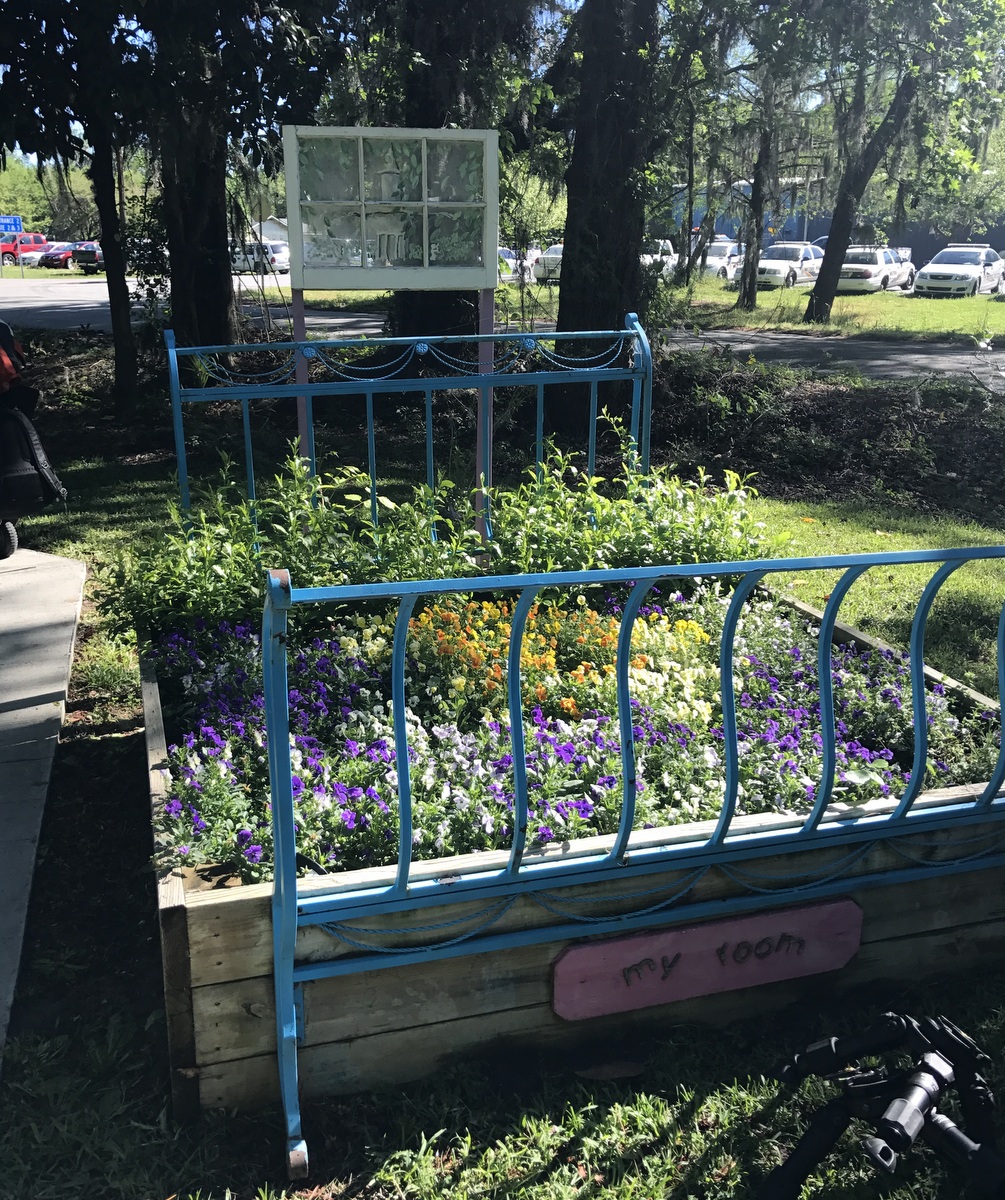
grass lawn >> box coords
[751,496,1005,698]
[243,279,563,328]
[5,334,1005,1198]
[678,275,1005,342]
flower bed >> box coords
[150,586,999,887]
[127,446,1005,1117]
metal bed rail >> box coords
[164,315,654,536]
[262,546,1005,1174]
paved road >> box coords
[0,274,383,337]
[0,274,989,378]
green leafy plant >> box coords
[101,438,764,642]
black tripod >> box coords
[756,1012,1005,1198]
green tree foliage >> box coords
[125,2,347,349]
[803,0,1005,323]
[555,0,749,331]
[1,0,145,412]
[0,157,50,231]
[726,6,819,311]
[499,153,566,253]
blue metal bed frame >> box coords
[164,315,654,529]
[263,548,1005,1177]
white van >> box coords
[232,241,291,275]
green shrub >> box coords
[100,438,765,640]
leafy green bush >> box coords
[100,439,764,639]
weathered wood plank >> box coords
[194,909,1005,1110]
[143,657,200,1120]
[187,864,1005,1066]
[183,808,1005,989]
[191,943,554,1066]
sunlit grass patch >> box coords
[751,494,1005,697]
[683,275,1005,342]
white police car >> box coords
[703,237,745,281]
[914,244,1004,297]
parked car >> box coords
[19,246,49,268]
[0,233,49,265]
[914,244,1004,297]
[71,241,104,274]
[232,240,291,274]
[703,237,745,281]
[640,239,678,276]
[38,242,81,269]
[498,246,533,285]
[837,245,915,293]
[533,243,563,283]
[756,241,823,288]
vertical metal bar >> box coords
[479,385,494,542]
[587,380,598,479]
[535,382,545,482]
[608,579,657,863]
[893,561,965,818]
[164,330,192,511]
[505,587,540,874]
[626,313,654,473]
[709,569,768,845]
[391,594,420,894]
[304,396,317,483]
[292,290,311,467]
[978,596,1005,807]
[425,388,435,492]
[425,389,436,543]
[475,289,495,542]
[262,570,307,1172]
[801,565,871,833]
[242,398,256,508]
[629,371,641,468]
[366,391,378,530]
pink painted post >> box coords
[552,899,863,1021]
[475,287,494,537]
[292,287,310,461]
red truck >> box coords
[0,233,49,265]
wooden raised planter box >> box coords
[142,616,1005,1119]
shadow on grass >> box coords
[5,711,1005,1198]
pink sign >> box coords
[552,899,863,1021]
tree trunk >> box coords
[160,117,237,348]
[387,292,480,338]
[557,0,658,334]
[804,71,919,323]
[385,0,518,339]
[680,99,696,284]
[736,115,773,311]
[88,130,137,418]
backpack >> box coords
[0,320,26,392]
[0,398,67,519]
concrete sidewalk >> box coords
[0,549,85,1073]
